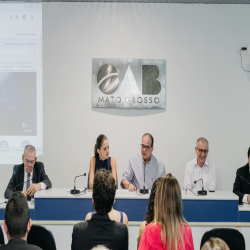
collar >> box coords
[141,154,154,165]
[91,213,111,221]
[195,158,209,168]
[8,239,27,245]
[25,170,33,177]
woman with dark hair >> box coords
[88,134,117,189]
[137,178,162,249]
[139,173,194,250]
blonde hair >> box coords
[201,238,230,250]
[91,245,109,250]
[154,173,189,250]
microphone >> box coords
[237,173,250,185]
[0,201,7,205]
[12,177,35,192]
[194,178,207,195]
[140,159,149,194]
[70,173,86,194]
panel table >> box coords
[34,189,239,222]
[239,204,250,222]
[0,199,35,220]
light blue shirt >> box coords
[121,154,166,190]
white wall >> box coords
[1,3,250,197]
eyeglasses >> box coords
[141,144,151,151]
[196,147,209,154]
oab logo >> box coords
[92,58,166,109]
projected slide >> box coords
[0,4,43,164]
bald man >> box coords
[183,137,216,192]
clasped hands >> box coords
[22,183,41,197]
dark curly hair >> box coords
[93,169,116,215]
[145,177,162,225]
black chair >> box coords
[0,225,4,245]
[27,225,56,250]
[200,228,245,250]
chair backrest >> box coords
[200,228,245,250]
[27,225,56,250]
[0,225,5,245]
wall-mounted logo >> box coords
[92,58,166,109]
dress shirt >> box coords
[121,154,166,190]
[183,158,216,192]
[23,171,47,191]
[242,168,250,203]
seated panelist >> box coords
[233,147,250,204]
[4,145,52,199]
[121,133,166,191]
[183,137,216,192]
[88,134,117,189]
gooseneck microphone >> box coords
[0,201,7,205]
[194,178,207,195]
[70,173,86,194]
[12,177,35,192]
[140,159,149,194]
[237,173,250,185]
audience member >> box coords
[71,169,128,250]
[137,177,161,249]
[88,135,117,189]
[139,173,194,250]
[1,192,42,250]
[4,145,52,199]
[201,237,230,250]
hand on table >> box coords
[128,183,136,192]
[27,183,41,197]
[247,194,250,204]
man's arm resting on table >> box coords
[121,179,136,191]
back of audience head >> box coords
[154,173,188,250]
[93,169,116,215]
[4,192,31,240]
[145,177,161,225]
[201,237,230,250]
[91,245,109,250]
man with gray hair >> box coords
[4,145,52,199]
[183,137,216,192]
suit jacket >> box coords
[4,162,52,199]
[0,239,42,250]
[233,163,250,204]
[71,213,128,250]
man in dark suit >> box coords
[71,169,128,250]
[233,147,250,204]
[4,145,51,199]
[0,192,42,250]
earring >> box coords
[99,154,101,160]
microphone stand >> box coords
[140,159,149,194]
[194,178,207,195]
[70,173,86,194]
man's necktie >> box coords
[26,173,31,190]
